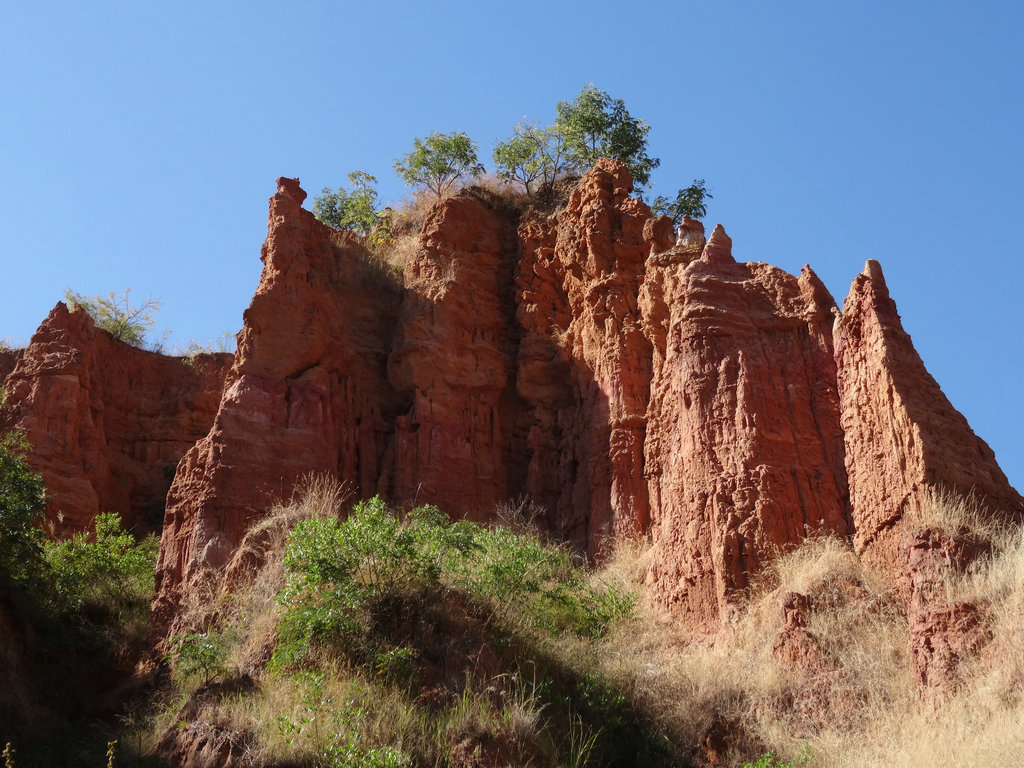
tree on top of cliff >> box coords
[493,120,573,197]
[394,131,485,198]
[63,288,162,349]
[653,179,714,222]
[312,170,381,235]
[555,83,660,188]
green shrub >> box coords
[277,673,413,768]
[0,431,46,586]
[742,747,811,768]
[63,287,162,349]
[457,525,635,638]
[44,512,159,621]
[274,497,635,668]
[273,497,477,668]
[167,631,232,686]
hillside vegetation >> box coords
[3,472,1021,767]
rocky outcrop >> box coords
[7,162,1015,643]
[516,159,653,550]
[387,189,523,519]
[835,260,1024,574]
[147,165,1020,637]
[0,304,230,532]
[900,526,994,702]
[640,227,850,628]
[153,178,403,629]
[0,346,22,383]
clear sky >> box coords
[2,1,1022,491]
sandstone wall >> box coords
[7,164,1017,640]
[835,260,1023,574]
[153,178,403,626]
[0,304,231,532]
[641,226,850,628]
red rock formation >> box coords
[0,346,22,384]
[835,260,1024,573]
[153,178,403,629]
[641,226,850,629]
[133,165,1020,639]
[387,189,523,518]
[515,159,653,550]
[900,526,994,701]
[0,303,230,532]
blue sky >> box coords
[2,1,1022,491]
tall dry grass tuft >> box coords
[904,485,1014,549]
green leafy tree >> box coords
[493,121,571,196]
[652,179,713,222]
[393,131,485,198]
[44,512,159,617]
[63,287,161,348]
[167,631,232,685]
[0,431,46,584]
[312,170,381,235]
[555,83,660,188]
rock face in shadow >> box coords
[835,260,1024,575]
[640,227,850,629]
[515,159,653,551]
[0,304,230,532]
[0,346,22,383]
[387,189,522,519]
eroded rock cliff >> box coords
[153,178,403,627]
[641,226,851,629]
[835,260,1023,575]
[1,304,230,532]
[5,162,1019,647]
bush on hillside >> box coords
[0,430,46,586]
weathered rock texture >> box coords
[154,178,403,627]
[146,166,1020,634]
[6,162,1018,643]
[515,160,653,550]
[388,188,522,519]
[899,525,994,702]
[0,304,231,532]
[0,346,22,383]
[640,227,850,628]
[835,260,1024,574]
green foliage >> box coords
[43,512,159,620]
[493,120,571,196]
[652,179,713,222]
[167,631,232,686]
[742,747,812,768]
[393,131,485,198]
[0,431,46,585]
[63,287,161,348]
[277,673,413,768]
[456,525,634,638]
[274,497,478,668]
[555,83,660,188]
[313,170,382,235]
[274,496,631,669]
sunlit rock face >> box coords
[1,302,230,533]
[5,165,1010,641]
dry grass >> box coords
[584,499,1024,767]
[904,485,1015,549]
[144,483,1024,766]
